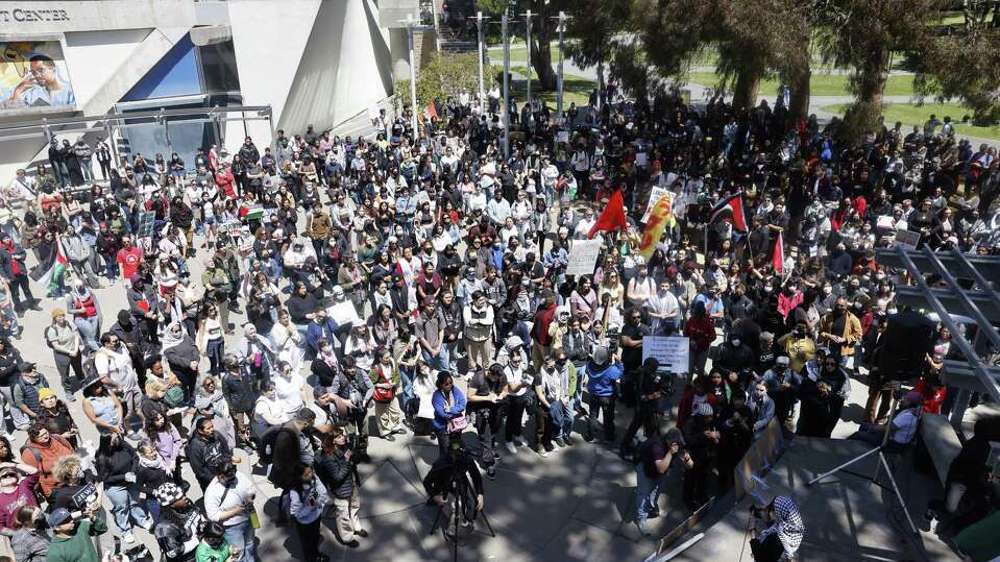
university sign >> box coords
[0,7,70,23]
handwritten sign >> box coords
[136,211,156,238]
[641,336,690,374]
[565,239,602,276]
[642,186,673,223]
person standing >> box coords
[463,291,494,370]
[73,139,94,184]
[64,279,101,352]
[0,232,39,316]
[204,462,257,562]
[44,309,84,401]
[288,464,329,562]
[153,482,206,562]
[95,138,113,181]
[585,346,624,443]
[635,427,691,536]
[94,432,152,544]
[12,362,49,431]
[315,427,365,548]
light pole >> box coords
[477,11,485,114]
[402,15,434,140]
[524,9,532,106]
[502,12,510,159]
[556,11,566,121]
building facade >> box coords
[0,0,408,180]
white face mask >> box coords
[731,339,741,347]
[823,287,833,295]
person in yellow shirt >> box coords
[778,322,816,374]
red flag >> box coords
[424,102,438,121]
[588,190,627,239]
[772,232,785,273]
[709,193,748,232]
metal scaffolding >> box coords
[877,246,1000,427]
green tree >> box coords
[814,0,945,143]
[914,3,1000,124]
[480,0,565,91]
[394,51,497,109]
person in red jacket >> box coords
[914,361,947,415]
[214,162,236,199]
[684,301,716,376]
[676,376,720,430]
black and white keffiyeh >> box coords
[758,495,804,557]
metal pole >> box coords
[431,0,442,51]
[502,13,510,159]
[525,9,532,107]
[477,11,485,114]
[407,15,420,139]
[557,11,565,121]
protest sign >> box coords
[641,336,690,374]
[895,229,920,250]
[565,239,602,276]
[136,211,156,238]
[642,186,673,223]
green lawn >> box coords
[823,102,1000,141]
[509,71,594,108]
[686,72,917,97]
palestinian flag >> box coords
[30,236,68,293]
[709,193,748,232]
[772,231,785,273]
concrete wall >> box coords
[227,0,392,150]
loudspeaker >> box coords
[877,310,936,381]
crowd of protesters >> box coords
[0,79,996,562]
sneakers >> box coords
[505,442,517,455]
[513,437,526,448]
[356,529,368,538]
[554,437,567,448]
[486,466,497,480]
[123,531,136,544]
[536,447,550,458]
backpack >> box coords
[257,425,289,466]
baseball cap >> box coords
[46,508,72,527]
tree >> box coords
[479,0,563,92]
[565,0,633,106]
[914,4,1000,124]
[394,52,497,109]
[814,0,945,143]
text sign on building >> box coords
[0,8,70,23]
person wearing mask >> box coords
[818,297,862,369]
[761,356,801,430]
[621,358,667,459]
[682,402,720,511]
[584,346,624,443]
[315,427,365,548]
[93,332,141,426]
[203,461,257,562]
[422,432,486,541]
[95,432,152,544]
[745,380,776,439]
[684,301,716,376]
[195,521,237,562]
[153,483,206,562]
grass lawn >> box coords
[509,71,594,108]
[823,102,1000,141]
[687,72,917,98]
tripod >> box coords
[806,392,919,534]
[428,467,496,562]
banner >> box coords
[0,41,76,114]
[641,336,690,373]
[565,239,602,277]
[639,190,675,259]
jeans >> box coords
[53,352,84,394]
[8,274,34,312]
[206,338,225,376]
[505,394,529,442]
[398,365,415,416]
[422,347,451,373]
[80,161,94,183]
[586,394,616,441]
[549,400,574,439]
[223,519,256,562]
[105,485,151,533]
[74,315,100,352]
[635,465,663,526]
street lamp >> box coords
[401,14,434,139]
